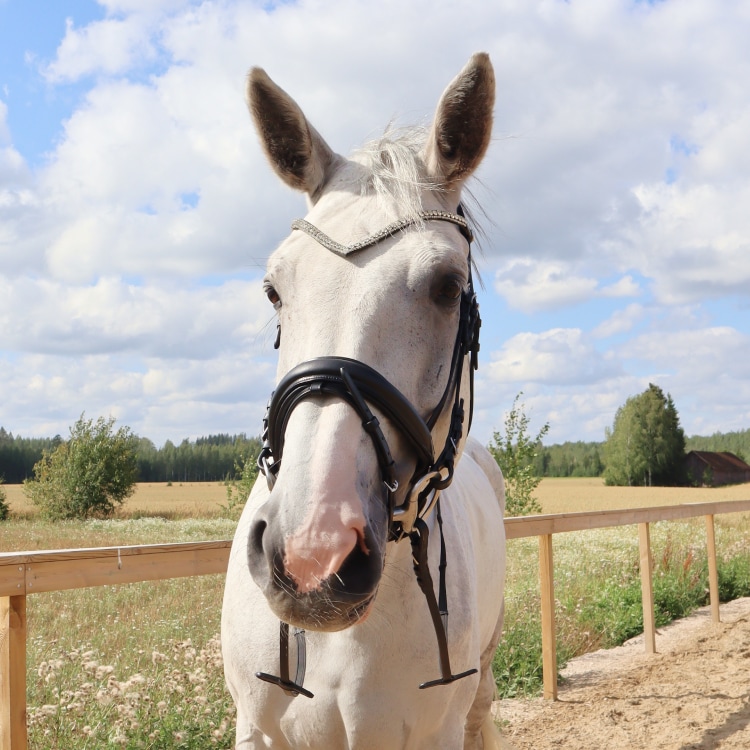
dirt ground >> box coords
[495,597,750,750]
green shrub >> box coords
[222,453,258,519]
[24,414,138,520]
[0,477,9,521]
[718,554,750,601]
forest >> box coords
[1,425,749,483]
[533,428,750,478]
[0,427,261,484]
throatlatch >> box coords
[254,208,481,698]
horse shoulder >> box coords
[462,435,506,517]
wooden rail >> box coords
[504,499,750,699]
[1,540,231,750]
[2,499,750,747]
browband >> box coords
[291,210,473,257]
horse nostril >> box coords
[250,518,267,558]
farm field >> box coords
[2,480,230,522]
[5,476,750,524]
[2,477,749,747]
[531,476,750,515]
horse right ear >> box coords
[247,68,337,199]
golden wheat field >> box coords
[4,477,750,521]
[3,480,230,518]
[532,477,750,514]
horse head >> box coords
[245,54,495,633]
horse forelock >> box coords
[348,125,486,249]
[350,126,438,222]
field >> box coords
[2,481,231,523]
[532,476,750,514]
[5,476,750,525]
[2,478,750,747]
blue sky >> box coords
[1,0,749,447]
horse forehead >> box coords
[268,214,468,290]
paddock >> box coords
[2,498,750,749]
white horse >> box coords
[222,53,508,750]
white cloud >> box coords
[618,326,750,380]
[0,276,272,358]
[624,182,750,304]
[485,328,620,386]
[593,303,645,339]
[493,260,639,313]
[43,15,157,83]
[0,350,276,445]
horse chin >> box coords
[267,589,377,633]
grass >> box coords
[27,577,233,748]
[494,510,750,697]
[2,478,749,743]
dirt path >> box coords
[495,598,750,750]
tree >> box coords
[0,477,9,521]
[24,414,139,520]
[223,452,260,519]
[604,384,686,486]
[489,392,550,516]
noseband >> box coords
[255,208,482,697]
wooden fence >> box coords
[2,499,750,749]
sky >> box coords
[1,0,749,449]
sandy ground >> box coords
[495,597,750,750]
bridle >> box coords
[255,207,482,698]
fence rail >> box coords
[2,499,750,749]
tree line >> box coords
[490,384,749,497]
[0,425,261,484]
[530,422,750,479]
[3,388,748,499]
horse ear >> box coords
[423,53,495,189]
[247,68,336,198]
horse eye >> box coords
[437,277,463,303]
[264,284,281,309]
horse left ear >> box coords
[423,53,495,189]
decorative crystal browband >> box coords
[290,210,473,257]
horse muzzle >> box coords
[247,491,385,631]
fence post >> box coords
[705,515,720,623]
[0,595,27,750]
[539,534,557,700]
[638,523,656,654]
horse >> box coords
[222,53,508,749]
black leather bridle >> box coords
[255,207,482,697]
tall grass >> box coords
[1,518,237,748]
[28,580,234,748]
[494,515,750,697]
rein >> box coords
[255,207,482,698]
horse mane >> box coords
[352,126,439,222]
[352,125,487,248]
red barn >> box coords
[685,451,750,487]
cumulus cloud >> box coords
[492,259,640,313]
[43,15,158,83]
[1,351,276,445]
[485,328,621,386]
[0,276,272,358]
[593,303,646,339]
[624,182,750,304]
